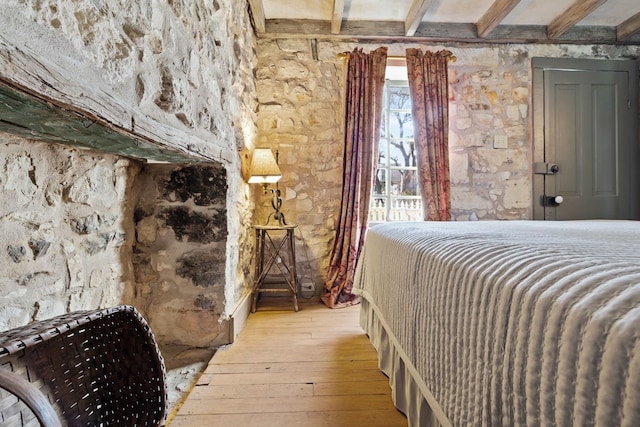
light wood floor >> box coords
[168,297,407,427]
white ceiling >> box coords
[250,0,640,43]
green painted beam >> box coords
[0,83,204,163]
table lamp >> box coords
[249,147,287,225]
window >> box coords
[370,65,423,222]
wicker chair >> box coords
[0,305,167,426]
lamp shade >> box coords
[248,148,282,184]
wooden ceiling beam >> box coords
[477,0,521,38]
[405,0,433,36]
[248,0,266,33]
[617,11,640,41]
[547,0,608,39]
[331,0,345,34]
[261,19,640,45]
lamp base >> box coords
[267,211,287,226]
[265,188,287,226]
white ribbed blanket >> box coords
[353,221,640,427]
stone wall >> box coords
[0,134,138,331]
[0,0,258,339]
[254,39,640,289]
[0,0,258,163]
[254,39,345,294]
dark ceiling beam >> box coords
[617,11,640,41]
[405,0,433,36]
[331,0,345,34]
[476,0,521,38]
[547,0,608,39]
[248,0,266,33]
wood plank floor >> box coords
[168,297,407,427]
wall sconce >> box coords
[248,147,287,226]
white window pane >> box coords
[388,86,411,109]
[374,169,386,196]
[389,141,416,167]
[390,170,419,196]
[377,139,388,165]
[380,114,387,138]
[392,170,419,196]
[388,112,413,139]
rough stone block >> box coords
[176,248,225,288]
[136,216,158,245]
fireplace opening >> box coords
[0,81,231,411]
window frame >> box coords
[370,75,423,223]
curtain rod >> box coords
[337,52,456,62]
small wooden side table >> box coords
[252,224,299,312]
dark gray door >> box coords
[532,58,639,220]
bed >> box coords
[353,221,640,427]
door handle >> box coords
[534,162,560,175]
[543,195,564,206]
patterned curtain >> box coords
[321,47,387,309]
[406,49,453,221]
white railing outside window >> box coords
[369,198,423,222]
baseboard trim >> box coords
[228,292,252,343]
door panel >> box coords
[533,58,639,221]
[592,84,618,196]
[553,84,581,199]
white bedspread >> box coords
[353,221,640,427]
